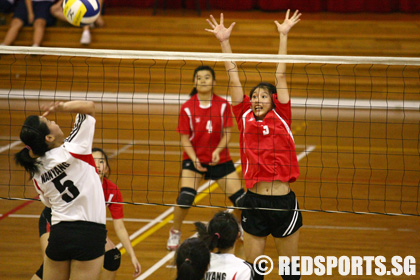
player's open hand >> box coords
[205,13,236,43]
[194,158,208,172]
[275,9,301,36]
[131,256,141,277]
[41,101,64,117]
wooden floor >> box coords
[1,7,420,280]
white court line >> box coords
[114,160,242,250]
[2,214,416,233]
[2,89,419,110]
[134,147,316,279]
[0,140,21,153]
[0,136,309,151]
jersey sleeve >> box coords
[224,102,233,128]
[273,94,292,127]
[232,95,252,129]
[108,186,124,220]
[64,114,96,155]
[33,179,52,208]
[177,105,191,135]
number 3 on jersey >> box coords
[52,172,80,202]
[206,120,213,133]
[263,125,269,135]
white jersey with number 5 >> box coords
[32,114,106,226]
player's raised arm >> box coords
[41,100,96,117]
[274,9,301,104]
[206,14,243,105]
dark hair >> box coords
[195,211,239,251]
[190,65,216,96]
[249,82,277,108]
[14,115,50,178]
[176,238,210,280]
[92,147,111,177]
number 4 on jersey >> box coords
[206,120,213,133]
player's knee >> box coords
[228,188,246,207]
[103,248,121,271]
[176,187,197,209]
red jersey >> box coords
[232,94,300,189]
[177,94,233,164]
[102,177,124,220]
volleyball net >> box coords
[0,46,419,217]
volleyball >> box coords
[63,0,100,27]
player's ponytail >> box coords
[190,65,216,96]
[15,115,50,178]
[195,211,240,251]
[176,238,210,280]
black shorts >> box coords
[182,159,236,180]
[38,207,52,237]
[13,0,55,26]
[46,221,107,261]
[241,191,302,238]
[0,0,15,14]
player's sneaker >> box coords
[167,228,181,251]
[80,30,91,45]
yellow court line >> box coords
[119,169,238,255]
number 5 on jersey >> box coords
[52,172,80,202]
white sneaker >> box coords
[80,30,91,45]
[167,229,181,251]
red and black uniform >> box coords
[232,95,302,238]
[178,94,235,180]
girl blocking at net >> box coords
[167,65,246,251]
[15,100,107,280]
[31,148,142,280]
[206,10,302,280]
[92,147,141,279]
[195,211,253,280]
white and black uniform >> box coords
[33,114,107,261]
[205,253,253,280]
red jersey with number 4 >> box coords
[232,94,300,189]
[177,94,233,164]
[102,177,124,220]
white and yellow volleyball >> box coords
[63,0,100,27]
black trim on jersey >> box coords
[65,114,86,143]
[243,260,255,280]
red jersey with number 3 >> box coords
[177,94,233,164]
[232,94,300,189]
[102,177,124,220]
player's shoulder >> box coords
[212,94,231,105]
[181,95,198,108]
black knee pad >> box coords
[103,248,121,271]
[281,275,301,280]
[228,188,246,207]
[35,263,43,279]
[281,261,301,280]
[176,187,197,209]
